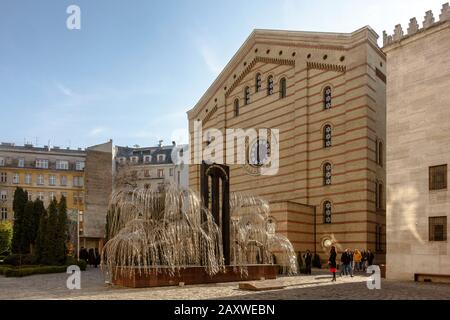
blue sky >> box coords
[0,0,445,148]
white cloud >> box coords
[56,83,74,97]
[89,127,107,136]
[195,37,224,75]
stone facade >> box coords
[384,4,450,281]
[83,141,113,249]
[187,27,387,261]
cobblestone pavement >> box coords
[0,267,449,300]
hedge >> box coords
[0,260,88,277]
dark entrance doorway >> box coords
[200,162,230,265]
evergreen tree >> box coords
[22,201,35,253]
[56,196,68,264]
[35,205,48,263]
[11,188,28,254]
[42,198,58,265]
[32,199,45,256]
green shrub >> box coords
[65,256,87,271]
[3,265,67,277]
[3,254,37,266]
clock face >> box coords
[249,139,270,167]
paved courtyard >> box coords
[0,267,449,300]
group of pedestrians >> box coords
[79,247,101,268]
[328,247,375,282]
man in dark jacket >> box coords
[303,250,312,275]
[340,249,353,277]
[367,249,375,266]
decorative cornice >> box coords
[203,105,218,124]
[307,62,346,73]
[225,56,295,97]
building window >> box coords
[38,192,44,201]
[73,176,84,187]
[177,171,181,185]
[429,165,447,190]
[157,169,164,178]
[36,159,49,169]
[376,225,383,251]
[130,156,139,164]
[0,208,7,221]
[429,217,447,242]
[49,175,56,186]
[157,154,165,163]
[267,76,274,95]
[76,161,85,171]
[49,192,56,201]
[377,141,383,167]
[324,86,332,110]
[37,175,44,185]
[324,125,332,148]
[144,155,152,163]
[56,160,69,170]
[169,168,174,177]
[255,73,262,92]
[12,173,19,184]
[279,78,287,99]
[27,192,32,201]
[144,170,150,177]
[74,192,84,205]
[25,174,32,185]
[323,201,332,224]
[377,183,383,209]
[234,98,240,117]
[0,157,4,166]
[0,191,7,201]
[60,175,67,186]
[0,172,6,183]
[323,162,332,186]
[118,157,127,164]
[244,86,251,105]
[18,158,25,168]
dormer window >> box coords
[157,154,165,163]
[130,156,139,164]
[36,159,49,169]
[118,157,127,164]
[144,155,152,163]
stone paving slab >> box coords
[0,267,450,300]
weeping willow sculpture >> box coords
[102,184,298,280]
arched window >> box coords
[324,86,332,110]
[255,73,262,92]
[323,162,332,186]
[378,141,383,167]
[244,87,250,105]
[323,201,332,224]
[377,182,383,210]
[267,76,274,95]
[279,78,287,98]
[324,124,332,148]
[234,98,240,117]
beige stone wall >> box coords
[385,21,450,280]
[188,27,386,261]
[84,141,113,243]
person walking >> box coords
[361,250,367,271]
[353,249,362,272]
[303,250,312,275]
[328,246,337,282]
[367,249,375,266]
[88,248,95,267]
[340,248,351,277]
[94,248,101,268]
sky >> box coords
[0,0,446,149]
